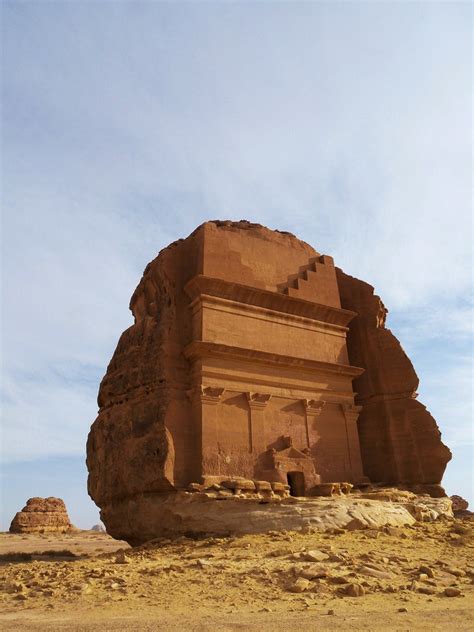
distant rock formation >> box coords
[9,497,74,534]
[86,220,451,544]
[450,495,469,512]
[90,523,106,532]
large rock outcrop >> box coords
[9,497,74,534]
[87,220,451,543]
[336,270,452,486]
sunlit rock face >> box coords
[86,220,451,544]
[9,497,74,533]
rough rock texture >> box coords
[86,220,451,544]
[100,491,453,543]
[336,270,452,488]
[9,497,74,534]
[450,495,469,511]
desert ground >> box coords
[1,517,473,631]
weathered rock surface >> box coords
[99,491,453,544]
[86,220,451,543]
[9,497,74,534]
[336,269,452,488]
[450,495,469,512]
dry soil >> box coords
[1,518,473,631]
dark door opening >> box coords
[287,471,305,497]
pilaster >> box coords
[341,403,366,482]
[246,392,271,453]
[302,399,326,448]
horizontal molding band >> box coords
[184,275,357,328]
[184,340,364,379]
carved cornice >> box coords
[184,275,357,328]
[184,340,364,379]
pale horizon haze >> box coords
[1,1,472,529]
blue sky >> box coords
[1,1,472,530]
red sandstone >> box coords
[9,497,74,534]
[86,221,451,542]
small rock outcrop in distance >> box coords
[90,523,106,532]
[450,495,469,512]
[9,497,74,534]
[86,220,452,544]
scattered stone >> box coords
[398,607,408,613]
[444,567,465,577]
[288,578,311,593]
[359,565,394,580]
[444,587,462,597]
[196,559,212,568]
[304,550,329,563]
[365,529,380,539]
[419,565,434,578]
[345,583,365,597]
[114,552,130,564]
[327,553,346,563]
[330,575,351,585]
[298,565,328,580]
[418,586,437,595]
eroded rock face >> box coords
[9,497,74,534]
[86,220,451,543]
[99,491,453,543]
[336,270,452,488]
[450,495,469,512]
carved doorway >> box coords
[287,471,305,497]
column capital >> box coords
[303,399,326,415]
[246,392,271,409]
[341,403,362,422]
[187,385,225,405]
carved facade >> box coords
[182,268,367,495]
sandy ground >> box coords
[1,518,473,631]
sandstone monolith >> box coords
[9,497,74,534]
[86,220,451,543]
